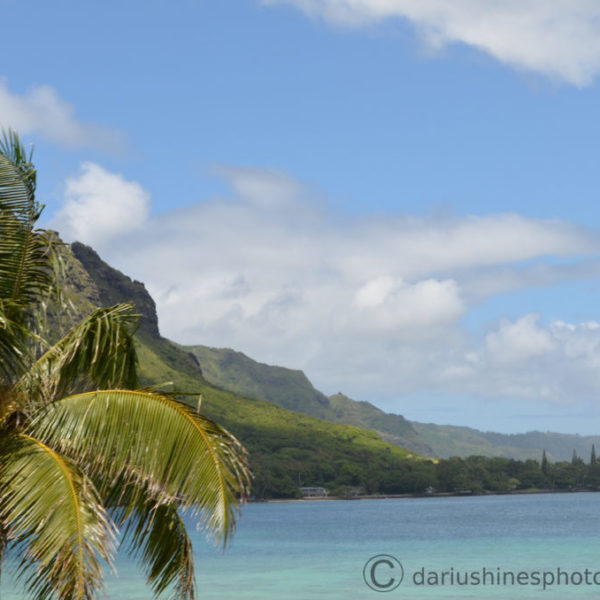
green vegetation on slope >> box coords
[412,422,600,462]
[137,338,420,498]
[411,422,541,461]
[188,345,331,418]
[68,242,424,498]
[328,392,432,455]
[65,239,600,497]
[186,345,432,455]
[187,343,600,463]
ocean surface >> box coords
[2,492,600,599]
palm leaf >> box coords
[0,306,28,385]
[0,218,55,323]
[0,432,115,600]
[0,131,250,599]
[0,517,7,581]
[112,492,196,600]
[0,129,37,206]
[0,131,52,313]
[14,304,139,409]
[29,390,251,546]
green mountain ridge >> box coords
[186,344,331,419]
[63,241,422,498]
[184,344,600,463]
[327,392,431,455]
[412,422,600,463]
[185,345,432,456]
[64,239,599,467]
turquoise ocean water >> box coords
[2,492,600,599]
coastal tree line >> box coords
[251,446,600,499]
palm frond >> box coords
[0,129,37,207]
[0,517,7,581]
[112,492,196,600]
[14,304,139,409]
[29,390,251,546]
[0,302,50,390]
[0,217,53,318]
[0,432,115,600]
[0,131,53,313]
[0,130,250,599]
[0,306,27,385]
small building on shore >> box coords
[300,486,328,497]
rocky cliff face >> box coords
[68,241,203,377]
[70,242,160,339]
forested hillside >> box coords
[57,239,600,498]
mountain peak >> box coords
[70,242,160,339]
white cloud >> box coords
[447,315,600,405]
[0,80,123,150]
[51,162,150,246]
[52,164,600,422]
[551,320,600,364]
[213,165,310,209]
[485,314,556,366]
[352,277,463,333]
[264,0,600,86]
[460,260,600,302]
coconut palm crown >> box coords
[0,130,250,600]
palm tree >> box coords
[0,131,250,600]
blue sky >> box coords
[5,0,600,433]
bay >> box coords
[2,492,600,599]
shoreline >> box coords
[256,487,600,503]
